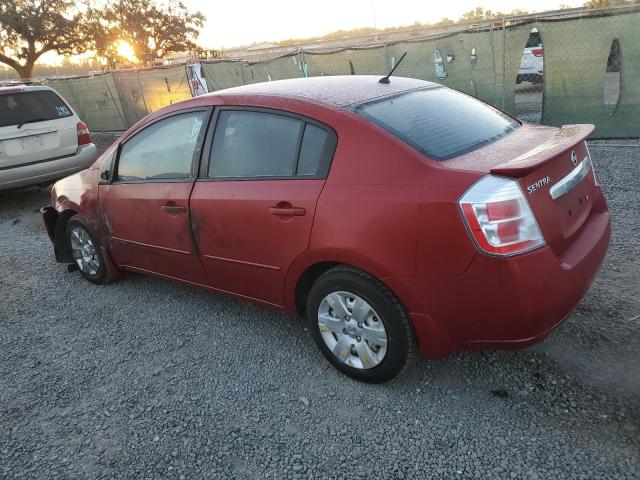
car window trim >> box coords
[198,106,338,182]
[109,106,213,185]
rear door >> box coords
[0,89,77,169]
[99,108,211,283]
[190,108,337,306]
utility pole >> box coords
[372,0,379,41]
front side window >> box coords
[355,87,520,160]
[209,110,303,178]
[117,111,205,181]
[0,90,73,128]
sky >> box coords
[186,0,585,49]
[1,0,585,70]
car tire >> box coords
[307,266,415,383]
[65,216,111,285]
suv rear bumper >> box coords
[0,143,97,191]
[387,188,611,358]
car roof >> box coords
[209,75,438,108]
[0,84,54,94]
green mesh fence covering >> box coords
[384,26,531,114]
[304,47,388,76]
[200,60,244,91]
[243,54,305,84]
[537,11,640,137]
[43,11,640,137]
[111,66,191,127]
[111,70,149,126]
[138,65,191,112]
[44,74,127,131]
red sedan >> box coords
[42,76,610,383]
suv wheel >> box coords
[307,266,415,383]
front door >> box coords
[190,109,337,306]
[99,109,210,283]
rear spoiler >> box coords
[490,124,594,177]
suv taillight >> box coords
[459,176,545,256]
[532,47,544,57]
[77,121,91,146]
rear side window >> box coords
[355,87,519,160]
[0,90,73,128]
[208,110,337,179]
[117,111,205,181]
[209,111,303,178]
[297,123,333,177]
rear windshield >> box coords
[0,90,73,128]
[354,87,520,160]
[526,31,542,48]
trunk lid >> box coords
[446,124,597,255]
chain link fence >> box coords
[30,4,640,138]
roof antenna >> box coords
[379,52,407,84]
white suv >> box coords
[0,85,97,190]
[517,28,544,84]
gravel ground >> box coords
[0,135,638,479]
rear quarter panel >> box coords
[283,109,481,313]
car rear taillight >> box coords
[532,47,544,57]
[77,121,91,146]
[459,176,545,256]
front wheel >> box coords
[65,216,111,284]
[307,266,415,383]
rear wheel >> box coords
[65,217,110,284]
[307,266,415,383]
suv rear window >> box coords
[0,90,73,128]
[354,87,519,160]
[526,31,542,48]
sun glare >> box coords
[116,40,137,62]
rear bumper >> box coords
[516,73,544,83]
[0,143,97,191]
[388,189,611,358]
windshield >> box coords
[354,87,520,160]
[0,90,73,128]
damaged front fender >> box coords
[40,206,74,263]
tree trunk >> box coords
[14,63,35,81]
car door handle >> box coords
[269,206,306,217]
[161,203,186,214]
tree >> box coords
[583,0,634,7]
[0,0,89,79]
[460,7,489,22]
[90,0,205,63]
[458,7,530,22]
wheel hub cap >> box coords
[69,226,100,277]
[317,291,388,370]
